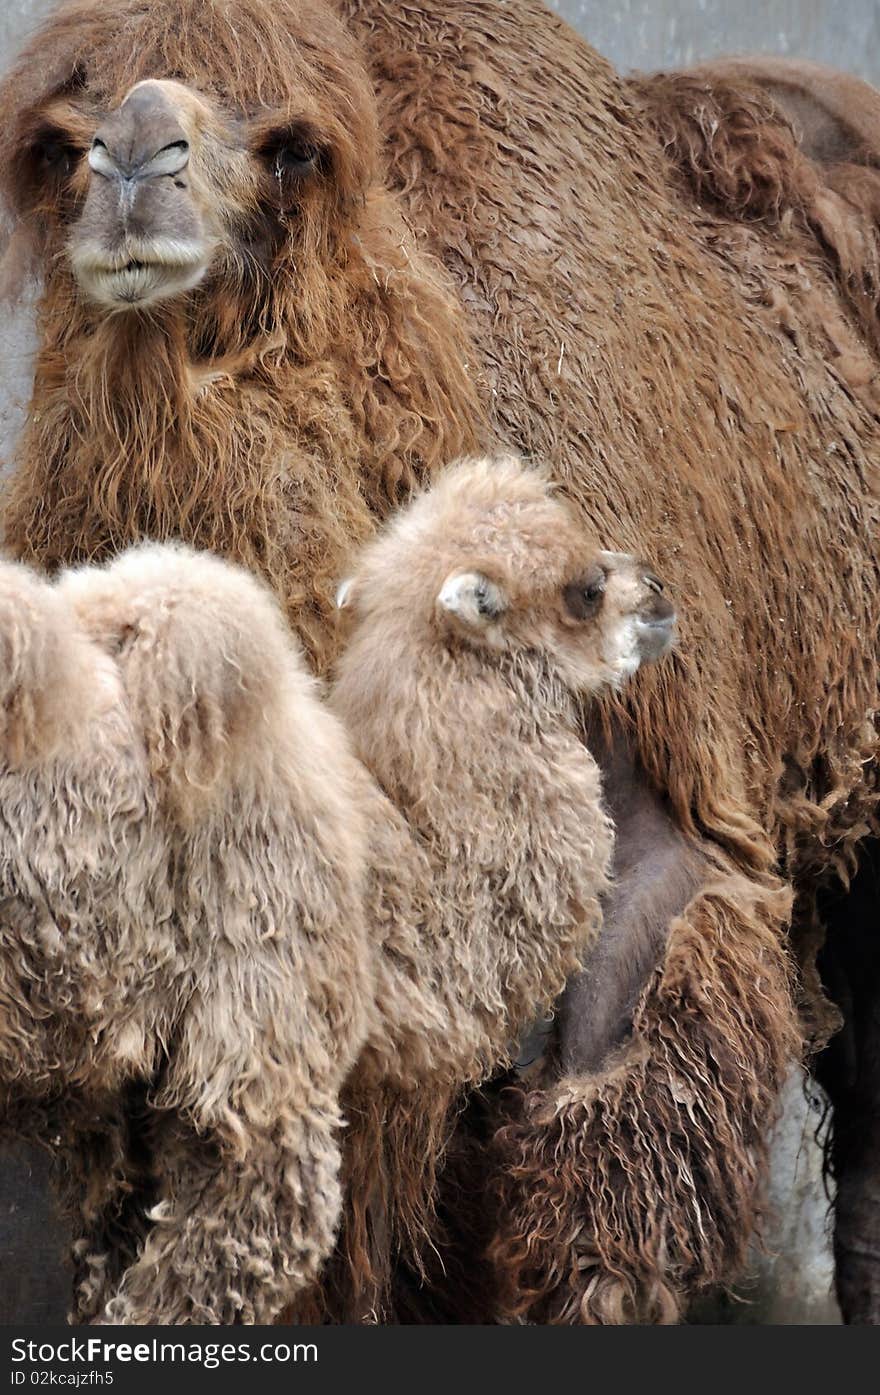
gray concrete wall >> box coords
[553,1,880,83]
[0,0,863,1326]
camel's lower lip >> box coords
[74,259,210,308]
[69,238,212,307]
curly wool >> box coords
[0,545,372,1324]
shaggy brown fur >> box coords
[0,545,372,1323]
[0,0,878,1323]
[630,58,880,372]
[294,454,674,1319]
[0,0,484,673]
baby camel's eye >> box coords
[563,565,606,621]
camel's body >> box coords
[299,455,674,1319]
[0,546,373,1324]
[340,2,878,1320]
[0,0,877,1321]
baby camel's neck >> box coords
[337,635,614,1087]
[344,643,584,829]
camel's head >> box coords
[337,455,677,693]
[0,0,377,312]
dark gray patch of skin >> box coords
[559,723,707,1074]
[516,721,707,1079]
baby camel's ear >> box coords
[437,571,507,629]
[0,561,98,765]
[335,576,356,610]
[59,545,295,817]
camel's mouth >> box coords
[68,238,213,309]
[635,610,677,662]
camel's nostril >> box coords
[87,128,190,182]
[648,595,676,626]
[644,572,665,595]
[88,139,120,178]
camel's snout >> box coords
[597,551,676,664]
[636,572,676,661]
[90,84,190,184]
[642,570,675,624]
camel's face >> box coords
[435,544,675,692]
[10,59,370,315]
[68,80,231,309]
[339,456,677,695]
[65,77,342,310]
[557,549,676,685]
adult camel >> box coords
[0,1,876,1321]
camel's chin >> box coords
[75,260,209,310]
[636,615,676,664]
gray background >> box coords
[552,0,880,83]
[5,1,879,78]
[2,0,871,1325]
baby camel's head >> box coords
[338,455,675,693]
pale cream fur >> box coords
[0,544,372,1324]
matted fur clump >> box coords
[630,56,880,367]
[0,545,371,1324]
[490,872,794,1323]
[0,0,878,1323]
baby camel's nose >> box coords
[643,573,675,627]
[636,569,676,662]
[652,594,676,625]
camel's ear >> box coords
[59,545,294,817]
[0,219,41,304]
[0,562,98,765]
[437,570,507,628]
[335,576,356,610]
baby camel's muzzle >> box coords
[636,572,676,661]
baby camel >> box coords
[308,454,676,1318]
[0,456,674,1326]
[0,546,371,1324]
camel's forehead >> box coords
[379,468,596,584]
[121,79,212,122]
